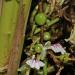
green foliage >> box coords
[35,13,47,25]
[0,0,19,67]
[34,44,43,53]
[44,32,51,41]
[57,53,70,63]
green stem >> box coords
[46,18,60,27]
[0,0,19,67]
[43,60,47,75]
[7,0,32,75]
[31,24,36,37]
[25,68,30,75]
[34,28,41,34]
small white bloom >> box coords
[51,43,66,54]
[26,55,45,70]
[34,60,45,70]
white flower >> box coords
[40,41,66,55]
[50,43,66,54]
[26,55,45,70]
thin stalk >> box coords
[38,1,44,44]
[25,68,30,75]
[46,18,60,27]
[40,26,44,44]
[43,60,47,75]
[56,66,64,75]
[34,28,41,34]
[38,1,47,75]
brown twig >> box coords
[48,50,61,67]
[57,5,71,22]
[40,26,44,44]
[69,58,75,61]
[56,66,64,75]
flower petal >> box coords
[26,59,35,68]
[35,61,40,70]
[38,61,45,67]
[51,43,66,54]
